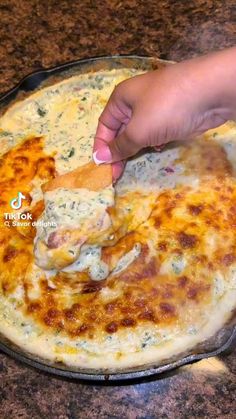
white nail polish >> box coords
[93,151,107,165]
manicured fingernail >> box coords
[93,151,106,165]
[93,148,112,165]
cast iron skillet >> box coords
[0,55,235,382]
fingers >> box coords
[112,160,126,182]
[93,77,146,177]
[108,125,141,162]
[93,84,131,152]
[93,83,134,180]
[94,116,143,164]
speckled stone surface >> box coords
[0,0,236,417]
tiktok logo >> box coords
[10,192,26,210]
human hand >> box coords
[93,48,236,180]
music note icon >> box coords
[10,192,26,210]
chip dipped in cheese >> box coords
[34,162,116,274]
[35,161,156,278]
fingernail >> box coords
[93,148,112,165]
[93,150,107,165]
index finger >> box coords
[93,88,131,152]
[93,117,126,181]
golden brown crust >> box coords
[12,177,235,338]
[1,135,236,341]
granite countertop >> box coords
[0,0,236,417]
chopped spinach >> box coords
[68,147,75,158]
[37,107,47,117]
[0,130,11,137]
[61,147,75,161]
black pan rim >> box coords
[0,54,172,103]
[0,326,235,383]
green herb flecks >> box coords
[0,130,11,137]
[68,147,75,158]
[61,147,75,161]
[37,107,47,117]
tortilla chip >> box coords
[42,161,112,192]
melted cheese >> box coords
[0,67,236,371]
[34,186,114,275]
[40,187,114,235]
[62,245,109,281]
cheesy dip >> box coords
[0,66,235,371]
